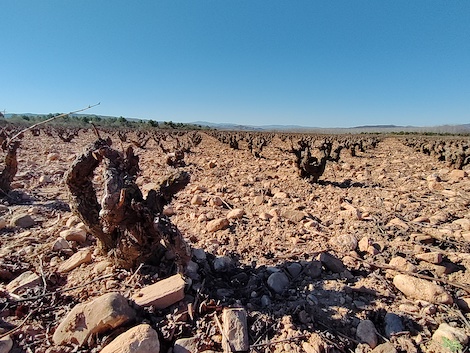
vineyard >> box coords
[0,123,469,353]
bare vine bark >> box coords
[0,140,20,194]
[65,138,191,269]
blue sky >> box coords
[1,1,469,128]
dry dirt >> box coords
[1,130,470,353]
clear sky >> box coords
[2,1,469,128]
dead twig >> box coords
[351,255,470,293]
[7,102,100,146]
[11,273,115,302]
[0,308,37,339]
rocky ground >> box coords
[0,129,469,353]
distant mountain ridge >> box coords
[3,113,470,134]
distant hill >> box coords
[3,113,470,134]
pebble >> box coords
[432,322,468,346]
[206,218,229,232]
[371,342,397,353]
[227,208,245,220]
[356,319,378,348]
[384,313,405,337]
[52,237,71,251]
[253,195,264,205]
[286,262,302,278]
[393,274,453,304]
[304,261,322,278]
[192,248,207,261]
[100,324,160,353]
[191,195,203,205]
[260,294,271,307]
[319,252,345,273]
[329,234,358,252]
[267,272,290,294]
[213,256,233,272]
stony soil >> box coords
[0,130,470,352]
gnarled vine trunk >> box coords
[65,138,191,270]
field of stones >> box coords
[0,125,470,353]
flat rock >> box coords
[100,324,160,353]
[384,313,404,337]
[432,322,468,346]
[393,274,453,304]
[53,292,136,346]
[267,272,290,294]
[371,342,397,353]
[415,252,442,264]
[0,335,13,353]
[222,308,249,352]
[9,214,35,228]
[449,169,467,179]
[57,248,93,273]
[281,209,305,222]
[206,218,229,232]
[174,337,199,353]
[6,270,41,294]
[132,274,185,309]
[356,319,378,348]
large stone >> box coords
[57,248,93,273]
[0,335,13,353]
[9,214,35,228]
[132,274,185,309]
[6,271,41,294]
[100,324,160,353]
[432,322,468,346]
[53,292,136,346]
[222,308,249,353]
[60,228,87,243]
[393,274,453,304]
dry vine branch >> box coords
[65,138,191,270]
